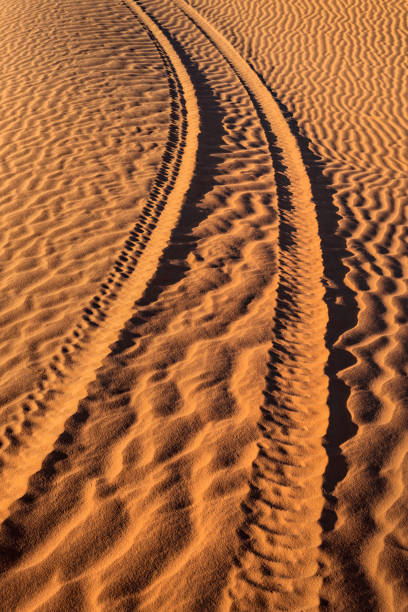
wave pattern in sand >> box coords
[189,0,408,608]
[0,0,169,416]
[0,0,407,610]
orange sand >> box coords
[0,0,407,610]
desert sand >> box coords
[0,0,407,609]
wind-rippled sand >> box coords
[0,0,407,610]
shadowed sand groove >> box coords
[185,0,408,608]
[173,1,330,608]
[249,65,359,565]
[0,0,329,608]
[0,1,281,608]
[0,0,200,520]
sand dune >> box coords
[0,0,407,610]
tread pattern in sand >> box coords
[0,0,329,609]
[172,2,329,607]
[189,0,408,608]
[0,0,199,519]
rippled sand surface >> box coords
[0,0,407,610]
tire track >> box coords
[0,2,280,608]
[172,2,330,608]
[0,0,172,417]
[1,0,328,606]
[187,0,408,607]
[1,0,328,608]
[0,0,199,521]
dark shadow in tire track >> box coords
[111,4,227,353]
[248,67,375,608]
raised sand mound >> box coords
[0,0,407,610]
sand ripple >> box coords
[0,0,407,610]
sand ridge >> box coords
[0,0,407,610]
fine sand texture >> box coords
[0,0,407,610]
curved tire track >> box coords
[1,1,329,608]
[0,0,199,521]
[172,1,330,608]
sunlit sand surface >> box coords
[0,0,407,609]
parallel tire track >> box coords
[0,0,199,521]
[171,2,330,608]
[1,1,329,608]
